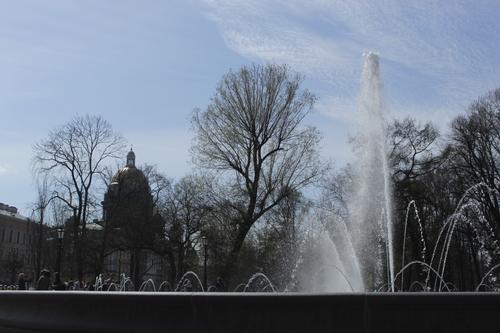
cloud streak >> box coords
[199,0,500,125]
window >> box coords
[1,229,4,242]
[23,233,26,244]
[17,231,20,244]
[9,230,13,242]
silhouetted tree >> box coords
[192,64,324,284]
[33,115,126,281]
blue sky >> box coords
[1,0,499,214]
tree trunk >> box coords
[222,220,253,286]
[35,213,44,280]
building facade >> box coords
[0,203,37,284]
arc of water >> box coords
[440,184,496,279]
[438,187,498,291]
[107,283,117,291]
[139,279,156,292]
[174,271,205,292]
[315,264,356,292]
[445,282,457,291]
[425,217,452,289]
[426,183,496,290]
[475,284,494,291]
[475,263,500,292]
[381,146,395,292]
[285,217,314,292]
[433,205,474,291]
[394,261,451,292]
[337,216,364,291]
[376,283,390,292]
[461,204,490,260]
[401,200,427,291]
[158,281,171,292]
[120,277,134,292]
[123,279,133,291]
[433,185,485,286]
[233,283,246,292]
[243,273,276,292]
[408,281,426,292]
[435,211,463,291]
[380,208,392,291]
[95,274,103,292]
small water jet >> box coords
[158,281,171,292]
[243,273,276,292]
[174,271,205,292]
[95,274,103,291]
[475,263,500,292]
[401,200,427,289]
[138,279,156,292]
[106,283,118,291]
[119,275,134,292]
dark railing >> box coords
[0,292,499,333]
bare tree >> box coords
[450,88,500,246]
[192,64,323,282]
[142,164,171,207]
[158,175,212,283]
[29,176,52,280]
[33,115,126,281]
[388,117,442,181]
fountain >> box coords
[301,52,394,293]
[349,52,395,291]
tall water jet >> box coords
[349,52,395,291]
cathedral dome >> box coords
[110,149,149,195]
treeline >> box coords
[323,88,499,291]
[26,63,499,291]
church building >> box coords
[101,149,165,288]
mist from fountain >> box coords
[295,233,357,292]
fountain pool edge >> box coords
[0,292,498,332]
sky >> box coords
[1,0,499,215]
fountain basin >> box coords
[0,292,499,332]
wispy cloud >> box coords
[0,164,8,174]
[315,95,357,123]
[199,0,500,123]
